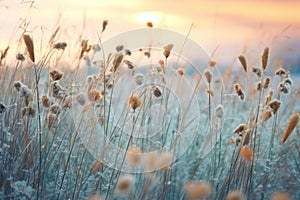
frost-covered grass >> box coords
[0,21,299,200]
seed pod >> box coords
[152,86,162,98]
[269,99,281,114]
[41,95,51,108]
[46,112,58,129]
[282,113,300,144]
[176,68,185,76]
[262,47,269,70]
[49,104,60,115]
[50,69,64,81]
[163,44,173,59]
[203,69,212,84]
[263,76,271,89]
[275,67,286,76]
[234,124,247,134]
[128,94,142,111]
[238,55,247,72]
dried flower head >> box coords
[238,55,247,72]
[115,175,135,194]
[262,47,269,70]
[208,59,217,67]
[22,106,36,117]
[41,94,51,108]
[50,69,64,81]
[116,45,124,52]
[269,99,281,114]
[282,113,299,144]
[283,78,293,86]
[20,84,32,98]
[16,53,25,61]
[126,146,142,166]
[146,22,153,27]
[234,124,247,134]
[256,82,262,91]
[234,84,246,101]
[240,146,253,161]
[163,44,174,59]
[279,82,289,94]
[87,89,101,102]
[63,97,72,109]
[203,69,213,84]
[275,67,286,76]
[206,89,214,96]
[184,181,212,200]
[13,81,23,91]
[271,192,292,200]
[49,104,60,115]
[101,20,108,33]
[262,110,273,122]
[124,60,134,69]
[88,194,103,200]
[128,94,142,111]
[152,86,162,98]
[23,34,35,62]
[177,68,185,76]
[242,129,251,146]
[50,81,65,98]
[225,190,245,200]
[155,151,173,171]
[53,42,67,50]
[252,66,262,77]
[112,54,124,72]
[264,76,271,89]
[264,90,273,106]
[46,112,59,129]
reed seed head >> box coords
[87,89,101,102]
[46,112,58,129]
[177,68,185,76]
[163,44,173,59]
[269,99,281,114]
[262,47,269,70]
[115,175,135,194]
[90,160,101,173]
[204,69,213,84]
[41,94,51,108]
[225,190,245,200]
[184,181,212,200]
[238,55,247,72]
[126,146,142,166]
[239,146,253,161]
[234,124,247,134]
[49,104,60,115]
[23,34,35,62]
[101,20,108,33]
[128,93,142,111]
[275,67,286,76]
[13,81,23,91]
[282,113,299,144]
[50,69,64,81]
[208,59,217,67]
[271,192,292,200]
[264,76,271,89]
[262,110,273,122]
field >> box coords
[0,11,300,200]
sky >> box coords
[0,0,299,69]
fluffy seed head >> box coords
[262,110,273,122]
[269,99,281,114]
[49,104,60,115]
[177,68,185,76]
[126,146,142,166]
[13,81,23,91]
[46,112,58,129]
[50,69,64,81]
[115,175,135,194]
[226,190,245,200]
[87,89,101,102]
[275,68,286,76]
[234,124,247,134]
[271,192,292,200]
[203,69,213,84]
[264,76,271,89]
[128,94,142,111]
[240,146,253,161]
[184,181,212,200]
[163,44,174,59]
[41,95,51,108]
[208,59,217,67]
